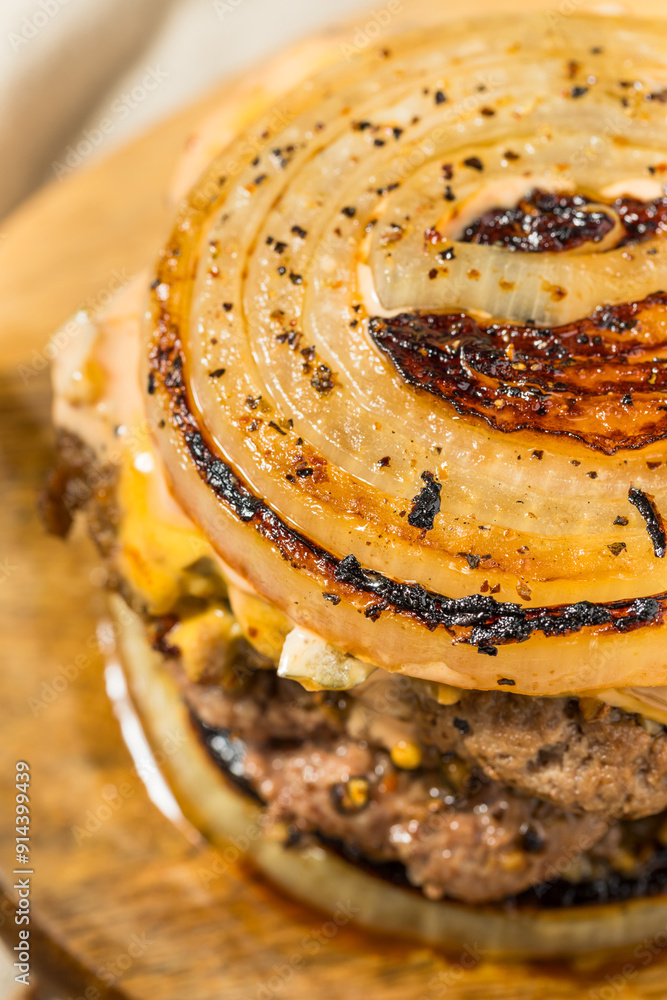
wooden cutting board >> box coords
[3,3,667,996]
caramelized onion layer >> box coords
[368,295,667,453]
[145,14,667,694]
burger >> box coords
[43,11,667,958]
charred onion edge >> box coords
[147,328,666,650]
[628,486,667,558]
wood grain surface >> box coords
[3,3,667,997]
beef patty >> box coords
[170,658,667,905]
[413,688,667,821]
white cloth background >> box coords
[0,0,368,219]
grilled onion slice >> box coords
[145,14,667,696]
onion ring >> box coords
[145,14,667,695]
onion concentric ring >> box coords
[145,14,667,695]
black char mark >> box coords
[461,189,667,254]
[149,300,667,649]
[628,487,667,558]
[408,471,442,530]
[369,294,667,454]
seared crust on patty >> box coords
[243,739,611,905]
[40,429,118,548]
[170,660,614,903]
[413,690,667,820]
[169,634,667,822]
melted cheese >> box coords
[167,606,242,681]
[116,456,216,614]
[228,585,291,661]
[593,686,667,728]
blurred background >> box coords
[0,0,367,220]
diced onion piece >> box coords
[278,628,376,690]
